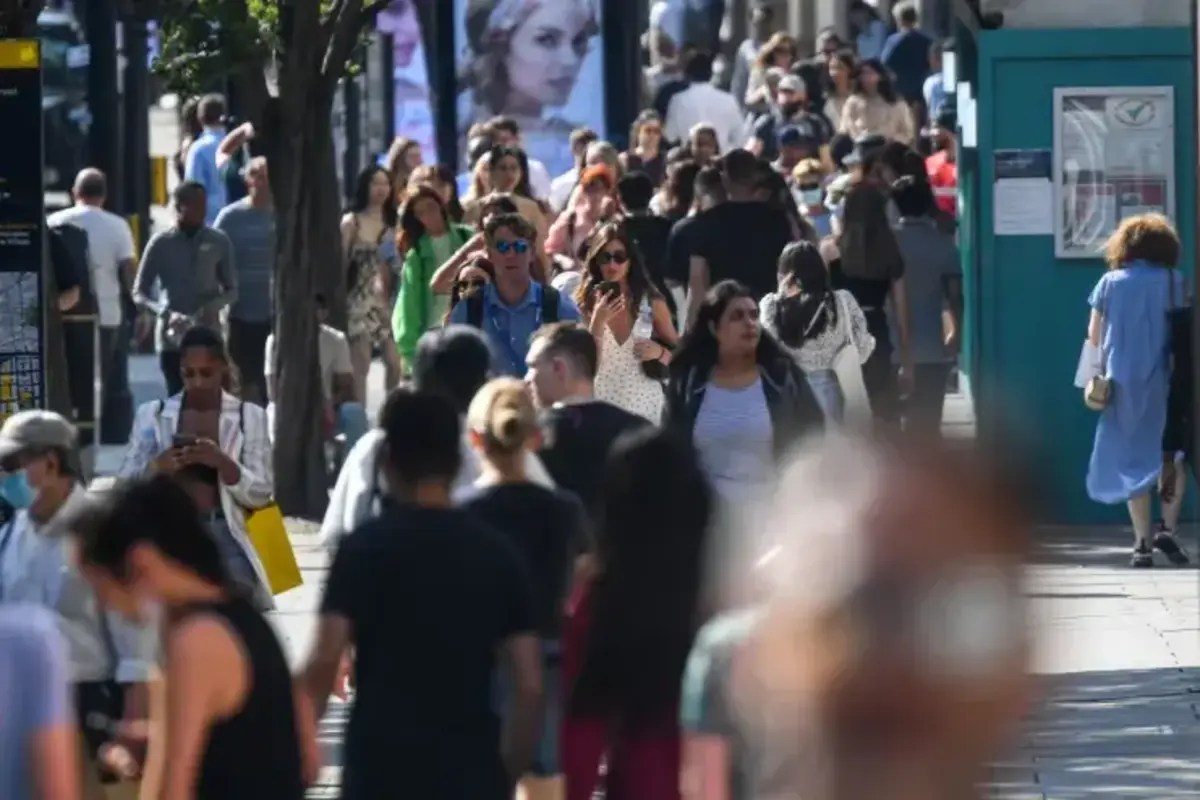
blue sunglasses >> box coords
[494,238,529,255]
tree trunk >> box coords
[269,84,342,518]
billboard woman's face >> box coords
[378,0,420,68]
[505,1,592,109]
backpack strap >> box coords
[541,284,560,324]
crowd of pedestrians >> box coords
[7,2,1194,799]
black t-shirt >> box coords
[322,505,533,800]
[464,483,585,639]
[538,401,650,529]
[665,214,704,287]
[690,201,793,300]
[625,213,676,302]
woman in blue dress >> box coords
[1086,213,1190,567]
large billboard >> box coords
[378,0,438,163]
[454,0,606,178]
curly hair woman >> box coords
[1086,213,1191,567]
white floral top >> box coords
[760,289,876,372]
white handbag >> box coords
[831,293,873,429]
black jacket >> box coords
[663,355,825,460]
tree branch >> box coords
[321,0,385,86]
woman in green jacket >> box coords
[392,184,475,370]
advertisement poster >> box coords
[1053,86,1175,259]
[377,0,438,163]
[0,41,46,424]
[454,0,606,179]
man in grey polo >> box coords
[133,181,237,396]
[215,157,274,405]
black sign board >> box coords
[0,40,44,424]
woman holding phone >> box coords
[118,327,276,610]
[574,220,677,423]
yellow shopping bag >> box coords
[245,503,303,595]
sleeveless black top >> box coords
[179,598,304,800]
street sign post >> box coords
[0,39,46,426]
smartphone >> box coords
[172,434,198,449]
[596,280,621,299]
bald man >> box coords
[47,168,137,405]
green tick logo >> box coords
[1114,98,1156,127]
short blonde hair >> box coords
[1103,213,1180,270]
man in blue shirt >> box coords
[449,213,581,376]
[184,93,229,224]
[881,1,932,107]
[923,39,950,121]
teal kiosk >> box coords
[961,25,1196,523]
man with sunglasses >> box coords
[450,213,581,377]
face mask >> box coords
[800,188,823,206]
[0,470,36,509]
[781,102,802,117]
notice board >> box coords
[0,40,45,423]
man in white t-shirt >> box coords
[664,51,744,155]
[264,293,369,449]
[47,168,136,407]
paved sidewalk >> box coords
[992,526,1200,798]
[289,525,1200,799]
[94,366,1200,796]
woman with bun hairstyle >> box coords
[463,378,587,800]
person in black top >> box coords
[1158,306,1193,563]
[525,322,649,529]
[619,171,677,321]
[463,378,586,797]
[302,388,542,800]
[665,166,726,297]
[747,74,832,163]
[687,149,794,322]
[74,475,313,800]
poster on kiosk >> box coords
[453,0,607,181]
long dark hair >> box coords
[397,184,450,254]
[574,220,659,318]
[570,428,712,723]
[662,160,701,220]
[75,475,231,590]
[179,325,239,396]
[776,241,837,347]
[444,255,495,325]
[854,58,899,105]
[670,281,790,376]
[628,109,662,150]
[487,145,535,201]
[839,181,903,281]
[349,164,399,228]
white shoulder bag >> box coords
[831,293,873,429]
